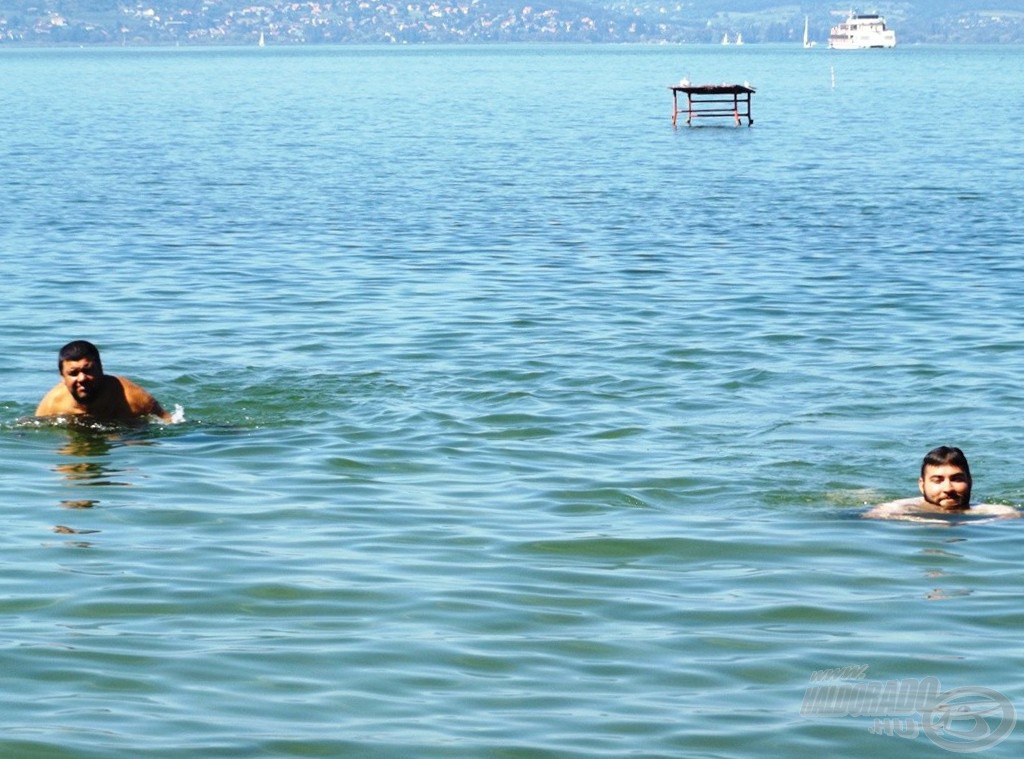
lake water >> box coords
[2,43,1024,757]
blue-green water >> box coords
[3,44,1024,757]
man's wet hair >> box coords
[58,340,103,373]
[920,446,971,481]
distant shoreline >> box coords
[3,2,1023,48]
[3,40,1024,51]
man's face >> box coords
[919,464,971,510]
[60,358,103,405]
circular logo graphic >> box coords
[921,686,1016,753]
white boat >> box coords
[258,31,265,47]
[828,11,896,49]
[803,16,816,47]
[736,33,744,45]
[721,33,729,45]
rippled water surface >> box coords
[3,44,1024,757]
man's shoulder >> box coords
[968,503,1021,518]
[863,497,1020,522]
[38,381,65,402]
[111,375,166,418]
[110,374,146,394]
[35,382,73,416]
[862,497,922,519]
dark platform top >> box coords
[668,84,755,94]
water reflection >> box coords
[921,539,970,601]
[53,428,134,490]
[46,430,120,544]
[47,425,156,540]
[60,499,99,509]
[51,523,101,548]
[44,419,167,508]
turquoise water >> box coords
[3,44,1024,757]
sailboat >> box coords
[736,32,743,45]
[803,16,816,48]
[721,33,729,45]
[258,31,266,47]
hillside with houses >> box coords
[2,1,1023,45]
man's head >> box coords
[57,340,104,406]
[918,446,972,510]
[58,340,103,374]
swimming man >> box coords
[36,340,172,422]
[864,446,1019,522]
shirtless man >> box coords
[36,340,172,422]
[864,446,1019,522]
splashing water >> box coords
[168,404,186,424]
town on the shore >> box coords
[2,1,1023,45]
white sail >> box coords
[803,15,817,47]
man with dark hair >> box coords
[918,445,972,510]
[36,340,171,422]
[865,446,1018,522]
[55,339,103,373]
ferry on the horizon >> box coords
[828,11,896,49]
